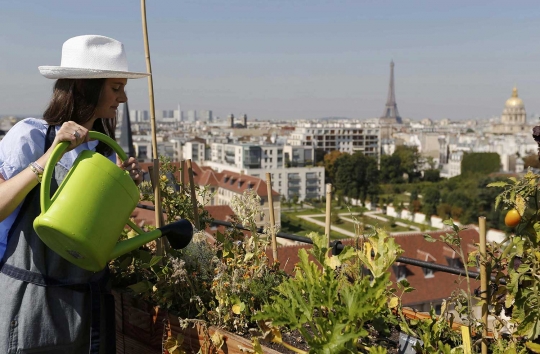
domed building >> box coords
[491,87,530,134]
[501,87,526,125]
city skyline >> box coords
[1,1,539,121]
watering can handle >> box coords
[40,131,129,213]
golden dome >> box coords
[505,87,524,108]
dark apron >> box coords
[0,125,116,354]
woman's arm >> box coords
[0,121,91,222]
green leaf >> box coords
[369,346,388,354]
[216,231,225,243]
[495,195,502,210]
[128,280,153,294]
[423,234,437,243]
[118,256,132,270]
[526,341,540,353]
[138,249,152,264]
[244,252,254,262]
[398,279,411,288]
[148,256,163,267]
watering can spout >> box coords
[110,219,194,260]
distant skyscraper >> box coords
[200,110,213,122]
[187,110,197,122]
[379,61,402,125]
[174,104,183,121]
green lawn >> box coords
[311,215,411,233]
[280,203,438,237]
[381,215,438,231]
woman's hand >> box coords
[51,122,89,153]
[117,156,143,186]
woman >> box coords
[0,35,149,353]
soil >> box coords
[240,324,401,353]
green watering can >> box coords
[33,131,193,272]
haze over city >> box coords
[1,0,539,121]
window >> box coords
[422,266,434,278]
[446,257,464,269]
[392,264,408,281]
[444,246,464,269]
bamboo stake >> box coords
[186,159,200,230]
[265,173,278,263]
[147,165,164,263]
[180,160,185,190]
[325,183,332,247]
[140,1,163,238]
[479,216,488,354]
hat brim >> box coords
[38,66,150,79]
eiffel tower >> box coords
[380,60,403,124]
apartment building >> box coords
[182,138,206,163]
[287,121,381,158]
[133,135,182,162]
[205,142,325,201]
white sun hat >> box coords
[38,35,150,79]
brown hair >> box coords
[43,78,116,156]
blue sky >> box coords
[1,0,539,121]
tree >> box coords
[334,152,380,204]
[323,150,344,183]
[422,187,440,217]
[423,169,440,182]
[380,154,404,183]
[315,148,326,166]
[461,152,500,176]
[410,199,422,213]
[393,146,422,182]
[409,188,419,204]
[437,203,452,219]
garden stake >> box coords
[461,325,472,354]
[148,164,165,259]
[265,173,278,262]
[140,0,164,255]
[180,159,185,191]
[186,159,200,230]
[325,183,332,247]
[479,216,488,354]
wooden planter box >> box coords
[113,290,283,354]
